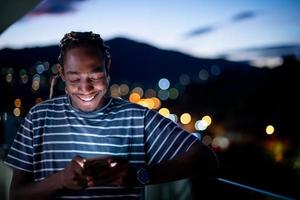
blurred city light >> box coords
[129,92,141,103]
[36,63,45,74]
[110,84,120,97]
[51,64,59,74]
[210,65,221,76]
[151,97,161,109]
[168,114,178,123]
[195,120,208,131]
[168,88,179,100]
[5,73,13,82]
[14,98,21,108]
[158,108,170,117]
[199,69,209,81]
[180,113,191,124]
[145,89,156,98]
[202,115,212,126]
[158,90,169,101]
[266,125,275,135]
[202,135,212,146]
[132,87,144,97]
[212,136,230,151]
[179,74,190,86]
[119,84,129,96]
[13,108,21,117]
[158,78,170,90]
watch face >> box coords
[137,168,150,185]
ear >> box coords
[57,64,65,81]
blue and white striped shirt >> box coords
[5,95,199,199]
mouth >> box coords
[77,93,98,102]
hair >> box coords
[58,31,111,73]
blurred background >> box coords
[0,0,300,199]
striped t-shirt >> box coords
[5,95,199,199]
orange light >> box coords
[14,98,22,108]
[129,92,141,103]
[151,97,161,110]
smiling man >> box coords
[4,31,218,200]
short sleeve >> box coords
[144,109,199,165]
[4,111,34,172]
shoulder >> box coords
[29,95,68,115]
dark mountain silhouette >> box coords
[0,37,254,88]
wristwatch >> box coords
[136,168,150,185]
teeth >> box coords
[79,95,96,102]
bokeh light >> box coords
[195,120,208,131]
[169,88,179,100]
[20,74,29,84]
[129,92,141,103]
[180,113,191,124]
[132,87,144,97]
[199,69,209,81]
[51,64,59,74]
[158,78,170,90]
[110,84,120,98]
[212,136,230,150]
[210,65,221,76]
[36,63,45,74]
[5,74,13,82]
[14,98,21,108]
[159,108,170,117]
[19,69,27,77]
[13,108,21,117]
[266,125,275,135]
[158,90,169,101]
[179,74,190,86]
[202,135,212,146]
[151,97,161,109]
[168,114,178,123]
[145,89,156,98]
[202,115,212,126]
[119,84,129,96]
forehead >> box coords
[63,47,105,72]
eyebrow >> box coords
[66,66,105,75]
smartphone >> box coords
[83,156,126,176]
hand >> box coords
[59,155,87,190]
[84,157,138,187]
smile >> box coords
[77,94,97,102]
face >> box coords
[60,47,110,112]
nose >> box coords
[79,79,94,93]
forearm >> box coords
[147,142,219,184]
[10,171,64,200]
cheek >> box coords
[95,80,109,89]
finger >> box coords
[74,155,86,169]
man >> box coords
[5,31,218,199]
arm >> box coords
[147,141,219,184]
[9,156,87,200]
